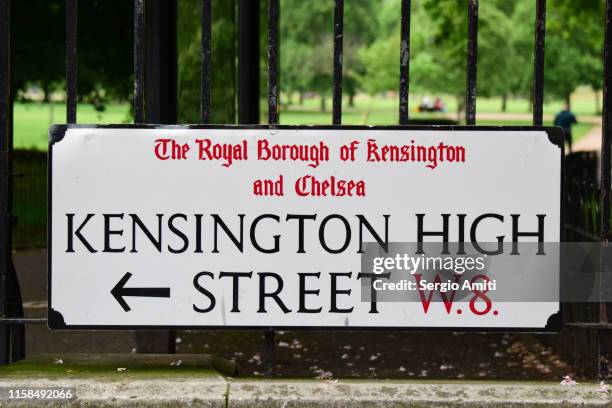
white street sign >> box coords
[49,125,562,330]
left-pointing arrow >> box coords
[111,272,171,312]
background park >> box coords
[3,0,611,391]
[12,0,603,151]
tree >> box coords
[358,0,440,96]
[177,0,237,123]
[544,0,604,109]
[280,0,377,111]
[13,0,133,108]
[359,0,515,119]
[505,0,536,109]
[417,0,516,118]
[280,40,312,106]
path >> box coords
[573,125,603,152]
[468,112,603,153]
[472,112,602,125]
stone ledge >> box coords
[0,356,610,407]
[228,380,612,407]
[0,379,608,407]
[0,378,228,407]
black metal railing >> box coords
[12,150,46,248]
[0,0,11,367]
[0,0,611,379]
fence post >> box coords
[0,0,10,366]
[398,0,411,125]
[133,0,145,124]
[201,0,211,124]
[238,0,260,124]
[532,0,546,126]
[66,0,77,124]
[134,0,178,354]
[332,0,343,125]
[599,0,612,381]
[263,0,279,378]
[465,0,478,125]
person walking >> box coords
[554,103,577,153]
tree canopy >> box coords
[13,0,133,107]
[355,0,604,113]
[12,0,607,115]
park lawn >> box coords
[13,98,596,150]
[14,102,130,150]
[278,111,594,142]
[286,87,602,118]
[475,119,594,143]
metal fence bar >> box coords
[66,0,77,124]
[201,0,212,123]
[238,0,260,124]
[399,0,411,125]
[144,0,177,125]
[532,0,546,126]
[267,0,279,125]
[263,0,280,377]
[0,318,46,325]
[465,0,478,125]
[133,0,145,123]
[0,0,10,366]
[603,0,612,243]
[332,0,344,125]
[598,0,612,381]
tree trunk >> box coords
[42,83,51,103]
[456,94,464,123]
[528,83,534,112]
[565,93,571,110]
[49,98,54,125]
[501,94,507,112]
[348,93,355,107]
[595,90,601,115]
[299,92,304,105]
[320,95,326,112]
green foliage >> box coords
[177,0,202,123]
[281,40,312,101]
[544,0,604,103]
[356,0,604,110]
[280,0,377,110]
[476,1,515,98]
[11,0,607,116]
[358,35,400,95]
[13,0,133,107]
[177,0,237,123]
[396,0,513,99]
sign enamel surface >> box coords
[48,125,562,330]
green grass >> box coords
[14,93,599,150]
[14,102,130,150]
[281,88,602,118]
[476,119,594,143]
[0,362,222,379]
[0,354,234,379]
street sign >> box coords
[48,125,562,330]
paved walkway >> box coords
[472,112,602,125]
[574,125,603,152]
[472,112,605,154]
